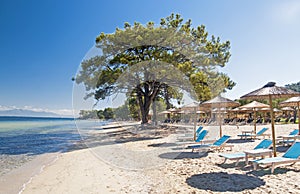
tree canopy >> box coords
[75,13,235,124]
[78,108,114,120]
[285,81,300,93]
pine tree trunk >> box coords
[152,100,157,125]
[137,82,160,124]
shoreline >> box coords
[1,123,300,193]
[0,152,61,194]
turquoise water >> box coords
[0,116,103,155]
[0,116,107,177]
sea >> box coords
[0,116,105,177]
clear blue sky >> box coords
[1,0,300,114]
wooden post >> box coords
[253,108,257,133]
[269,95,277,157]
[193,107,197,141]
[219,107,222,137]
[298,102,300,135]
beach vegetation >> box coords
[78,108,114,120]
[285,81,300,93]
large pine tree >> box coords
[76,13,235,124]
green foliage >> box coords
[103,108,114,119]
[114,98,139,120]
[114,104,130,120]
[76,13,235,123]
[97,110,105,119]
[127,96,140,120]
[285,81,300,93]
[79,108,114,120]
[79,110,99,119]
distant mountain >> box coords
[0,108,61,117]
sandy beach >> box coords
[1,123,300,193]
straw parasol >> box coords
[177,110,188,114]
[212,107,227,113]
[240,82,300,156]
[181,102,200,140]
[158,110,171,114]
[259,107,281,112]
[280,96,300,135]
[201,95,240,137]
[239,101,270,133]
[281,107,294,111]
[168,108,179,113]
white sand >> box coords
[2,123,300,193]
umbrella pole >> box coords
[219,107,222,137]
[269,95,277,157]
[193,107,197,141]
[298,102,300,135]
[253,108,257,134]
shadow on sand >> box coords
[227,138,255,144]
[216,162,246,169]
[148,142,178,147]
[186,172,265,192]
[159,151,208,159]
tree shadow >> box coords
[186,172,265,192]
[216,161,246,169]
[275,145,290,153]
[227,138,255,144]
[80,129,164,147]
[159,151,208,159]
[148,142,178,147]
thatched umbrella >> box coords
[280,97,300,134]
[259,108,282,122]
[158,110,171,114]
[281,107,294,111]
[181,102,200,140]
[240,82,300,156]
[200,95,240,137]
[168,108,179,113]
[229,107,249,123]
[259,107,281,112]
[239,101,270,133]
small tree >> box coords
[103,108,114,120]
[285,82,300,93]
[285,82,300,123]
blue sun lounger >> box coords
[253,141,300,173]
[289,129,299,135]
[237,127,270,140]
[187,135,232,152]
[277,129,299,146]
[181,130,208,144]
[195,126,204,136]
[277,129,299,138]
[178,130,208,148]
[219,139,273,166]
[178,126,203,141]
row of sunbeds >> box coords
[179,126,300,173]
[219,139,300,174]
